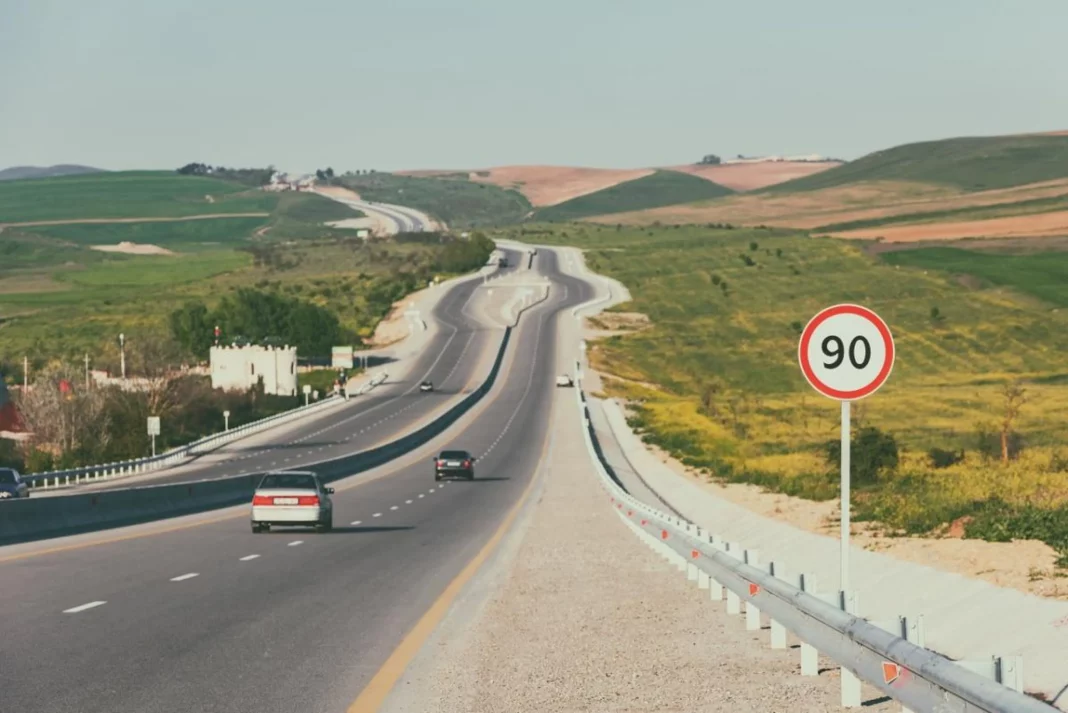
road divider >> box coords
[0,318,521,545]
[23,373,389,491]
[573,377,1052,713]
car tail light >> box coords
[297,495,319,506]
[436,460,444,467]
[252,495,272,506]
[463,460,471,468]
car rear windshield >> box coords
[258,473,317,490]
[440,451,469,459]
[0,469,16,484]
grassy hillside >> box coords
[337,172,531,227]
[0,164,104,181]
[815,193,1068,233]
[503,224,1068,563]
[25,217,269,250]
[533,170,734,222]
[0,171,276,223]
[764,134,1068,194]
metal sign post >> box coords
[223,410,231,432]
[303,384,311,406]
[798,304,894,594]
[147,416,161,457]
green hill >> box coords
[533,170,734,222]
[0,170,276,223]
[763,134,1068,194]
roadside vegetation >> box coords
[499,223,1068,564]
[533,170,733,222]
[333,171,532,227]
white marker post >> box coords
[303,384,312,407]
[798,304,894,595]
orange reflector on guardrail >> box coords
[691,549,699,559]
[661,530,669,540]
[882,662,901,685]
[749,583,760,596]
[640,519,647,525]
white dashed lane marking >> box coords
[239,554,260,561]
[351,520,362,526]
[63,601,106,614]
[288,540,304,547]
[405,500,412,504]
[373,513,382,518]
[418,494,424,498]
[390,506,398,511]
[170,573,199,582]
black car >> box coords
[434,450,475,481]
[419,381,434,392]
[0,468,29,500]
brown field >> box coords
[467,166,656,206]
[313,185,362,201]
[589,178,1068,231]
[831,209,1068,242]
[668,161,842,191]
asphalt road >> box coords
[65,249,521,493]
[0,247,592,713]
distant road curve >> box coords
[314,187,443,235]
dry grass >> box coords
[669,161,842,192]
[831,209,1068,242]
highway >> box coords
[0,247,592,713]
[42,248,521,495]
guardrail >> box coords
[23,372,389,490]
[573,379,1053,713]
[0,323,515,544]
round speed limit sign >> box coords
[798,304,894,401]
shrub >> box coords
[928,447,965,469]
[824,426,899,486]
[749,241,759,251]
[975,424,1024,461]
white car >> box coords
[251,470,334,533]
[555,374,574,388]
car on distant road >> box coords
[434,450,475,481]
[250,470,333,533]
[419,380,434,392]
[556,374,574,387]
[0,468,29,499]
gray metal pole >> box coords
[840,399,851,594]
[151,433,156,458]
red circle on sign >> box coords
[798,304,894,401]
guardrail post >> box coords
[766,561,788,649]
[796,573,819,676]
[837,588,862,707]
[709,538,726,601]
[956,655,1024,694]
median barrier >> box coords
[574,380,1054,713]
[23,371,392,492]
[0,324,516,545]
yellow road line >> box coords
[346,399,555,713]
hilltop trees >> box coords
[698,154,722,165]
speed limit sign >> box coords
[797,303,894,597]
[798,304,894,401]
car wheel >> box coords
[251,522,261,533]
[435,473,442,481]
[467,471,475,481]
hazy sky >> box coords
[3,0,1067,173]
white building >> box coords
[210,345,298,396]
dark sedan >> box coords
[434,450,475,481]
[0,468,29,499]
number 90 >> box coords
[822,335,871,369]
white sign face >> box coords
[303,384,312,394]
[147,416,161,436]
[223,410,230,418]
[798,304,894,401]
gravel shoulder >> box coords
[381,389,895,712]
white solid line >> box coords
[63,601,107,614]
[351,520,362,526]
[288,540,304,547]
[373,512,382,518]
[390,506,398,511]
[170,573,199,582]
[239,554,260,561]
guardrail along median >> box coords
[0,324,517,545]
[573,377,1055,713]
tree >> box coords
[177,162,211,176]
[16,362,110,464]
[698,154,722,165]
[169,301,213,360]
[999,380,1028,463]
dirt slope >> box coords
[670,161,842,191]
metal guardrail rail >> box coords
[23,372,389,489]
[573,380,1053,713]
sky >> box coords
[3,0,1067,174]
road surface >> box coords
[0,248,592,713]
